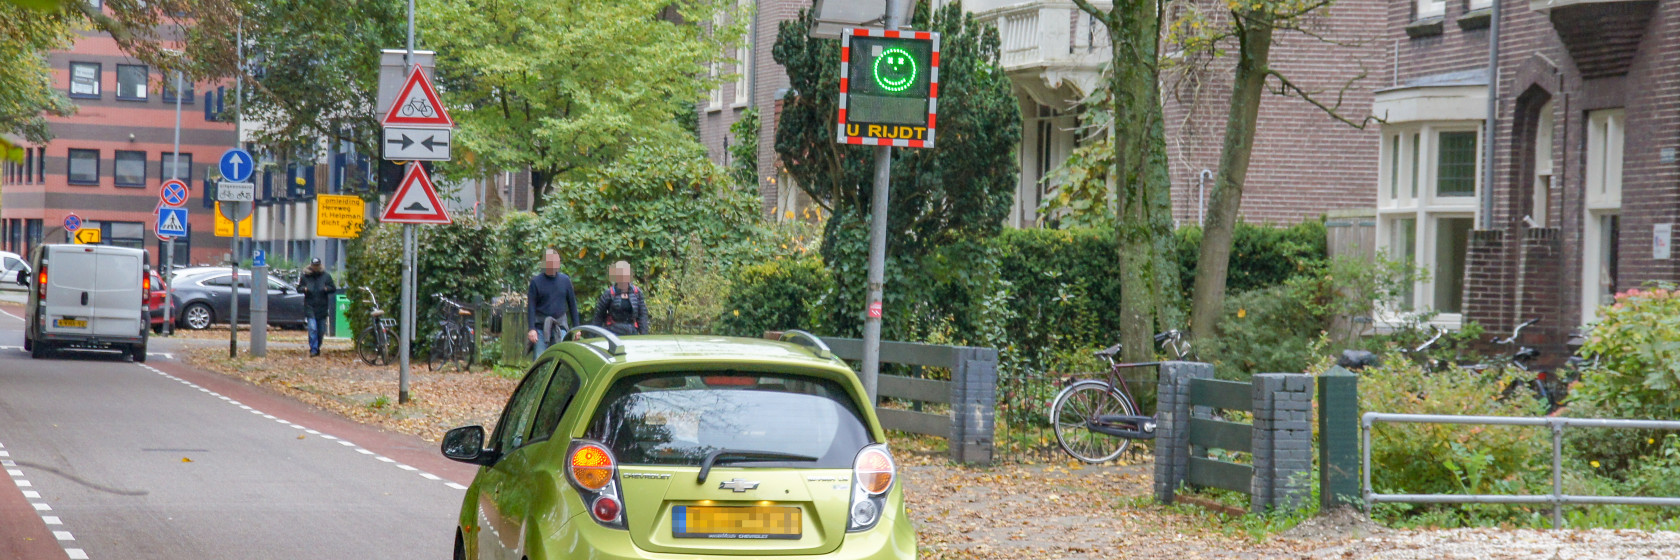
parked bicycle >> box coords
[428,294,477,372]
[1050,330,1192,463]
[355,287,397,366]
[1337,324,1449,372]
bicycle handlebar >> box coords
[1494,318,1541,345]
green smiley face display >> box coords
[872,47,918,93]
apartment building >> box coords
[1,26,233,267]
[1373,0,1677,357]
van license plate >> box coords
[673,505,800,539]
[55,318,87,328]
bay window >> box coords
[1377,122,1482,323]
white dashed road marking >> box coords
[6,440,88,559]
[131,363,461,493]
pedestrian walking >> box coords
[528,248,580,357]
[296,258,337,357]
[591,260,650,336]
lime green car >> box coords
[441,328,916,560]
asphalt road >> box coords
[0,307,471,559]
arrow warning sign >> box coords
[381,65,453,128]
[383,127,452,161]
[379,163,452,224]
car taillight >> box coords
[565,440,625,528]
[37,266,46,300]
[847,444,895,532]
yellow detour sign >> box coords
[73,228,101,244]
[214,202,253,237]
[315,194,366,239]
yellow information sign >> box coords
[214,202,253,237]
[73,228,101,244]
[316,194,366,239]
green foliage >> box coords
[990,227,1122,351]
[643,242,734,335]
[345,217,498,352]
[490,211,543,293]
[1208,254,1415,378]
[717,257,832,338]
[420,0,746,200]
[0,3,75,144]
[532,143,779,304]
[234,0,406,159]
[1575,284,1680,416]
[1359,359,1552,526]
[773,1,1021,256]
[1175,220,1329,299]
[728,107,760,187]
[1036,139,1113,229]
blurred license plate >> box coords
[673,505,800,539]
[55,318,87,328]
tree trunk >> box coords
[1190,12,1274,344]
[1109,1,1173,364]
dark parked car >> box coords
[167,268,308,330]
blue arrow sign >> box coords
[157,207,189,237]
[219,148,255,183]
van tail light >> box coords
[847,444,895,532]
[565,440,625,529]
[37,265,47,300]
[143,274,151,305]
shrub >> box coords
[643,242,735,335]
[1567,284,1680,472]
[345,217,498,354]
[1359,359,1551,526]
[718,256,832,338]
[1175,219,1329,300]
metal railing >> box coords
[1363,412,1680,528]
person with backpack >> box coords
[591,260,649,336]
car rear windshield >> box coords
[587,372,871,468]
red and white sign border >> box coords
[381,64,454,128]
[836,28,940,149]
[379,162,453,225]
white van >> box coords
[22,244,150,361]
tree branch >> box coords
[1265,69,1383,129]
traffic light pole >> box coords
[858,0,902,405]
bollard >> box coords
[1318,366,1360,509]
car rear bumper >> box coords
[519,506,915,560]
[38,332,145,346]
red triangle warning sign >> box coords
[380,163,452,224]
[381,65,454,127]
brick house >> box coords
[700,0,1384,228]
[1,27,232,267]
[1374,0,1677,357]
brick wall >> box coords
[1163,0,1385,226]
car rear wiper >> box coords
[696,449,818,483]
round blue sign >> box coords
[63,214,81,232]
[219,148,255,183]
[161,179,190,207]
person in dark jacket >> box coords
[591,260,650,336]
[528,248,580,357]
[296,258,337,357]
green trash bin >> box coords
[331,294,352,339]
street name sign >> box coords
[219,148,256,183]
[383,127,452,161]
[157,207,189,238]
[836,28,939,149]
[379,163,451,224]
[216,181,255,202]
[316,194,367,239]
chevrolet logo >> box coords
[719,479,760,493]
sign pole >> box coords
[165,69,184,334]
[229,234,239,359]
[399,222,413,404]
[230,19,244,360]
[858,0,903,405]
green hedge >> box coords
[717,256,832,337]
[344,218,498,354]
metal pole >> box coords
[859,0,902,405]
[230,18,243,359]
[1479,0,1501,228]
[396,0,416,404]
[1551,419,1564,529]
[251,259,267,357]
[399,222,413,403]
[165,69,183,334]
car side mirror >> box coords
[16,273,26,287]
[441,426,497,466]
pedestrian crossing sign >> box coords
[157,207,189,238]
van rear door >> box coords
[44,247,99,336]
[89,248,143,337]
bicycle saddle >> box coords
[371,309,384,317]
[1095,343,1123,358]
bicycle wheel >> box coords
[1051,380,1136,463]
[379,329,398,366]
[428,331,453,372]
[358,326,384,366]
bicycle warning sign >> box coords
[380,64,453,128]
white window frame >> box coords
[706,12,726,112]
[1375,120,1485,328]
[1531,101,1554,227]
[1417,0,1446,19]
[1581,108,1624,325]
[1468,0,1492,11]
[732,0,751,107]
